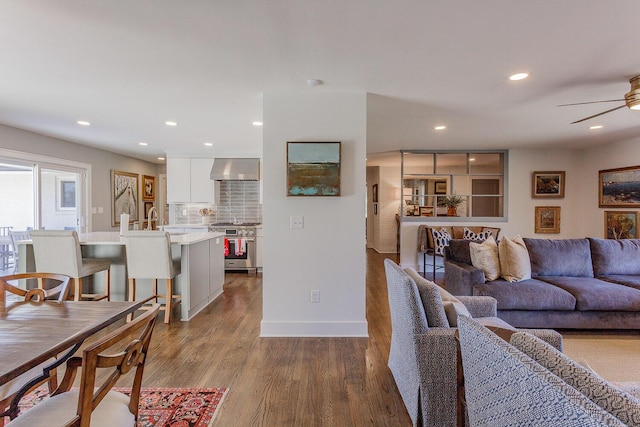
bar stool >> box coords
[29,230,111,301]
[122,231,181,323]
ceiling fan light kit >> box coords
[624,75,640,110]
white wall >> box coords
[0,124,162,231]
[261,91,367,337]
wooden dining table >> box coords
[0,299,143,418]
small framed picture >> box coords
[373,203,378,215]
[435,181,447,194]
[143,201,154,220]
[420,206,434,216]
[372,184,378,203]
[605,211,638,239]
[534,206,561,234]
[142,175,156,201]
[532,171,565,198]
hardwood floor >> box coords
[142,249,412,426]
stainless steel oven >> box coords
[209,224,257,274]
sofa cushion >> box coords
[431,228,451,256]
[446,239,473,264]
[589,238,640,275]
[539,276,640,311]
[425,226,452,251]
[599,275,640,291]
[510,331,640,425]
[524,238,594,277]
[474,278,577,310]
[469,236,501,281]
[442,300,471,326]
[463,227,493,242]
[404,267,449,327]
[498,235,531,282]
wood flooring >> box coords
[142,249,412,426]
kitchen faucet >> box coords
[146,207,159,230]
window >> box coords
[58,179,76,209]
[401,150,507,220]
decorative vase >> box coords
[447,207,457,216]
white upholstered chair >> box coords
[9,230,31,273]
[122,231,181,323]
[29,230,111,301]
[6,305,159,427]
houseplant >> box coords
[438,194,465,216]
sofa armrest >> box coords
[444,259,485,296]
[457,296,497,318]
[519,328,564,352]
[414,328,460,427]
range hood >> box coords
[210,158,260,181]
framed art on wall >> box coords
[142,175,155,201]
[372,184,378,203]
[599,165,640,207]
[605,211,638,239]
[532,171,565,198]
[534,206,561,233]
[111,170,139,226]
[287,141,341,196]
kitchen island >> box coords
[18,231,225,321]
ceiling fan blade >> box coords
[570,104,627,124]
[558,99,624,107]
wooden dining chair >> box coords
[0,272,71,303]
[29,230,111,301]
[0,273,71,421]
[6,305,160,426]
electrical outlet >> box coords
[310,290,320,303]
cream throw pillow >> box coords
[469,236,501,281]
[498,235,531,282]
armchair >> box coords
[383,259,562,427]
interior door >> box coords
[471,179,500,217]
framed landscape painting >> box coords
[287,142,341,196]
[111,170,139,226]
[599,165,640,208]
[534,206,561,234]
[532,171,565,198]
[605,211,638,239]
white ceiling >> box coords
[2,1,640,165]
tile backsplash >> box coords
[171,181,262,224]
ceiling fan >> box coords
[559,75,640,124]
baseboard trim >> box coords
[259,320,368,337]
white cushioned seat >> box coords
[6,390,134,427]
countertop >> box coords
[70,231,225,246]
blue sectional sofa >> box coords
[444,237,640,329]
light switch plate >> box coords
[290,216,304,229]
[310,290,320,303]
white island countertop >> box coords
[76,231,224,245]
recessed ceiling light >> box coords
[252,121,263,126]
[138,142,148,146]
[469,158,476,161]
[434,125,446,130]
[165,121,178,126]
[157,157,165,161]
[77,120,91,126]
[589,125,604,130]
[204,142,213,147]
[307,79,323,86]
[509,72,529,81]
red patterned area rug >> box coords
[4,386,228,427]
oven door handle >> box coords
[227,238,255,242]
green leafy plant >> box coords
[438,193,465,208]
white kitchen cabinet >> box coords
[166,157,214,203]
[190,158,214,202]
